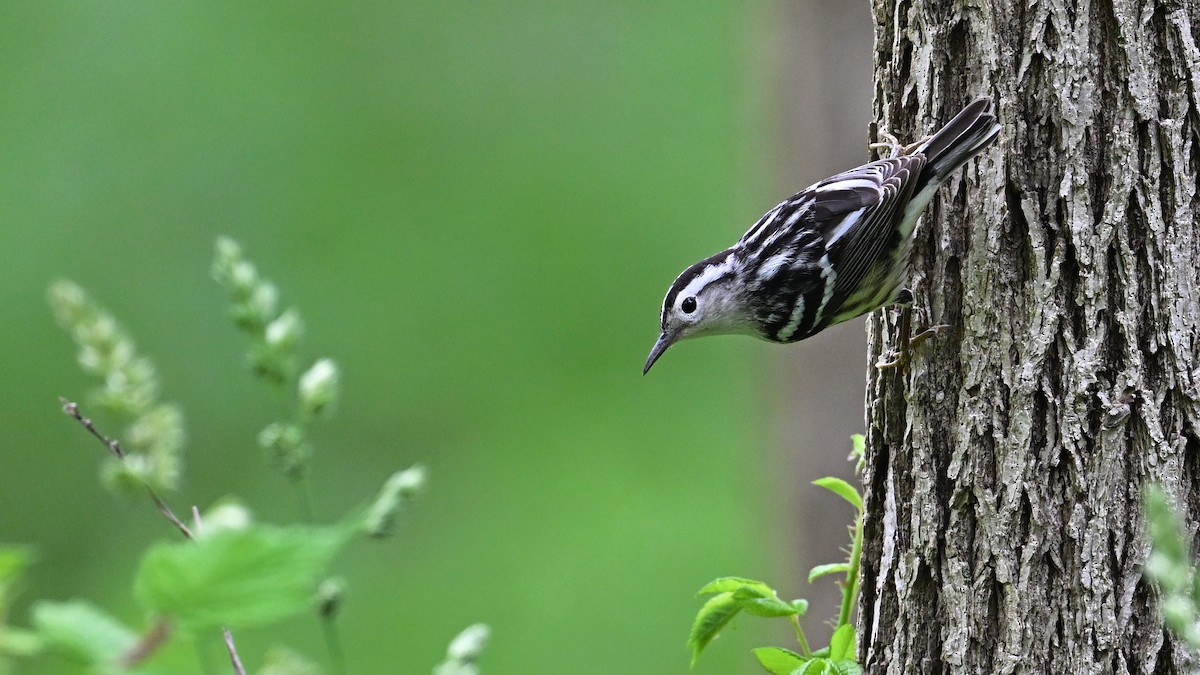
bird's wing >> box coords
[739,155,926,325]
[811,155,926,319]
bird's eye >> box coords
[681,297,697,314]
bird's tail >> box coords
[915,97,1001,185]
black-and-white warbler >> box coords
[644,97,1001,374]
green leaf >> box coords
[688,592,741,666]
[828,624,855,661]
[31,600,135,666]
[734,589,800,618]
[753,646,805,674]
[791,599,809,618]
[830,659,862,675]
[795,658,829,675]
[0,628,43,658]
[135,524,348,630]
[848,434,866,474]
[697,577,773,597]
[813,477,862,512]
[808,563,851,584]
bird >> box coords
[643,96,1001,375]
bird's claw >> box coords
[869,132,935,160]
[875,324,952,370]
[868,130,903,159]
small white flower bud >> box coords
[298,359,339,417]
[446,624,490,661]
[363,465,427,538]
[265,309,303,350]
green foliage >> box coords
[211,237,295,383]
[4,4,760,670]
[134,525,349,631]
[13,240,488,673]
[689,578,802,666]
[1144,485,1200,651]
[806,564,850,584]
[689,436,866,673]
[753,647,805,674]
[213,238,340,483]
[47,281,184,493]
[811,478,862,512]
[30,601,135,670]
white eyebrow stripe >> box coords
[678,256,737,301]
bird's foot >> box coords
[875,324,952,370]
[869,132,934,160]
[868,130,903,159]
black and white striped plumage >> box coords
[644,97,1001,374]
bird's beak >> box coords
[643,331,676,375]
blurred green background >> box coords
[1,2,873,673]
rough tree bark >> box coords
[860,1,1200,674]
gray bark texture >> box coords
[861,1,1200,674]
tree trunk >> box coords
[860,2,1200,674]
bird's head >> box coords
[644,250,752,374]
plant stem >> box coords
[322,616,348,675]
[120,617,172,668]
[222,629,247,675]
[789,615,811,657]
[293,475,316,524]
[61,400,247,675]
[837,510,864,628]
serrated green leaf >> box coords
[135,525,348,630]
[813,478,862,512]
[688,592,741,666]
[828,624,854,661]
[829,659,862,675]
[791,599,809,618]
[697,577,773,597]
[753,646,805,674]
[808,563,850,584]
[734,590,800,618]
[31,600,135,666]
[795,658,829,675]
